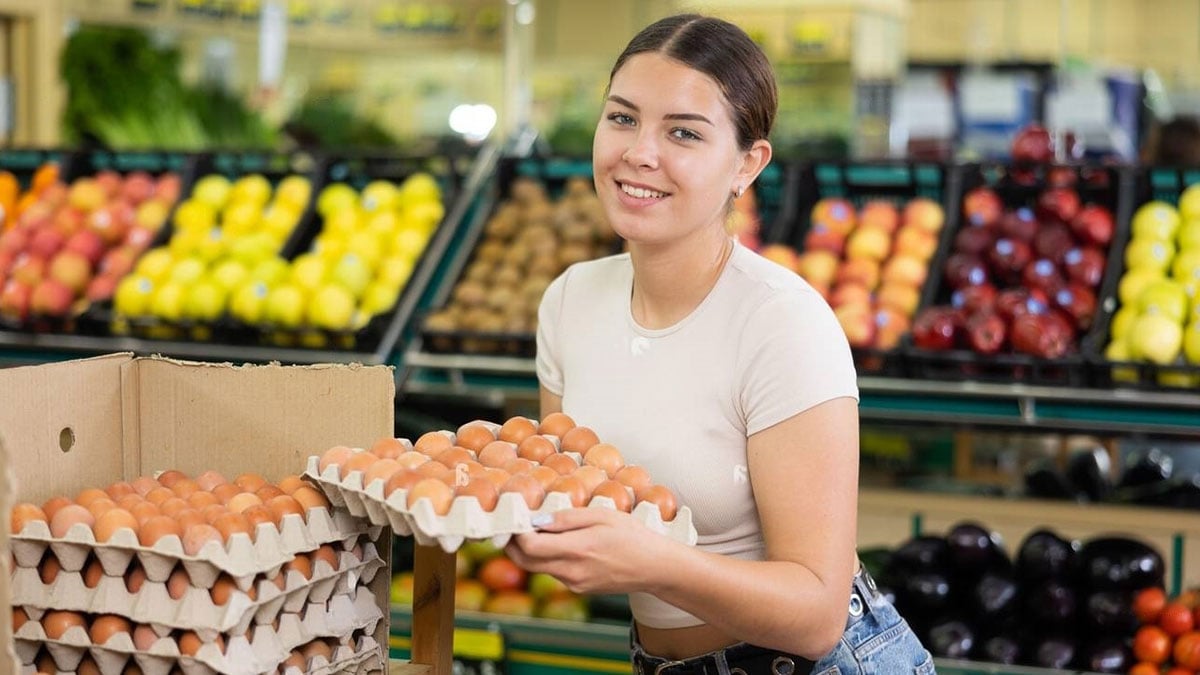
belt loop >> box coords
[848,592,864,617]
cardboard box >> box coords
[0,353,396,674]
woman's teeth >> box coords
[621,183,666,199]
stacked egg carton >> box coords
[304,416,697,554]
[8,474,388,675]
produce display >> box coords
[876,523,1164,673]
[906,165,1118,383]
[759,194,946,353]
[8,470,387,674]
[1129,586,1200,673]
[421,173,615,355]
[0,162,182,326]
[306,414,694,553]
[1100,180,1200,387]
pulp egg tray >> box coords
[10,506,380,590]
[14,587,384,675]
[11,540,385,637]
[303,454,697,555]
[280,634,386,675]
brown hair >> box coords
[608,14,778,151]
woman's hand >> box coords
[505,507,671,595]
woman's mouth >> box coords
[618,181,669,200]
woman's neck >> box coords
[629,228,734,330]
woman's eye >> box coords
[607,112,635,126]
[671,128,701,141]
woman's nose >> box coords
[622,131,658,169]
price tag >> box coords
[453,627,505,660]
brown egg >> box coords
[281,650,306,670]
[584,443,625,478]
[291,486,330,515]
[234,473,268,493]
[517,435,556,463]
[125,564,147,594]
[243,504,277,533]
[455,478,499,512]
[36,651,56,673]
[129,500,160,525]
[156,470,188,488]
[123,663,144,675]
[529,465,561,491]
[41,609,86,639]
[384,469,423,497]
[414,431,452,456]
[396,450,431,470]
[301,638,333,663]
[12,607,28,630]
[50,503,95,538]
[138,515,182,547]
[75,488,110,508]
[85,498,117,520]
[82,557,104,589]
[39,552,62,584]
[210,573,254,605]
[369,437,407,459]
[179,631,223,656]
[363,458,402,488]
[211,483,243,505]
[158,497,190,518]
[482,468,512,489]
[166,566,192,600]
[186,490,220,510]
[276,474,305,495]
[175,509,206,534]
[406,478,455,515]
[502,458,536,475]
[226,492,263,515]
[89,614,132,646]
[590,480,633,512]
[201,504,229,524]
[318,445,355,474]
[436,446,475,470]
[538,411,576,438]
[183,523,224,556]
[130,476,160,496]
[541,452,579,475]
[77,656,102,675]
[614,465,653,492]
[194,470,228,492]
[255,485,285,501]
[105,481,137,500]
[41,496,73,523]
[313,544,339,572]
[9,502,47,535]
[144,486,175,506]
[93,508,138,543]
[498,416,538,444]
[170,479,201,499]
[500,473,546,510]
[572,465,608,495]
[212,512,253,542]
[285,554,313,581]
[415,460,452,481]
[546,472,590,504]
[339,450,379,479]
[635,484,679,521]
[455,423,496,453]
[116,494,144,511]
[132,624,159,650]
[267,495,305,522]
[477,440,518,468]
[561,426,600,454]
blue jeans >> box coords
[631,567,935,674]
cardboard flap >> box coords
[126,357,395,482]
[0,353,130,504]
[1,435,15,675]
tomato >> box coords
[1136,587,1169,624]
[1164,602,1197,637]
[1176,631,1200,670]
[1135,625,1173,665]
[1166,667,1196,675]
[1129,663,1162,675]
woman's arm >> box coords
[509,396,860,659]
[540,385,563,417]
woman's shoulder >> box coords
[725,244,828,311]
[552,251,632,294]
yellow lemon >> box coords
[192,174,232,211]
[114,275,156,316]
[230,174,272,207]
[275,175,312,211]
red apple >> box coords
[28,228,65,260]
[962,187,1004,228]
[1011,124,1054,163]
[796,250,839,287]
[64,230,106,267]
[881,254,928,288]
[954,225,996,255]
[811,198,856,235]
[1047,166,1078,188]
[155,173,183,204]
[996,288,1050,322]
[39,182,68,209]
[759,243,799,273]
[454,578,488,612]
[1032,222,1074,263]
[1052,283,1097,330]
[67,179,107,212]
[52,207,86,237]
[860,200,900,234]
[85,273,120,302]
[951,282,997,315]
[845,226,892,262]
[0,250,15,278]
[93,170,122,197]
[99,246,139,278]
[986,238,1033,285]
[48,250,92,294]
[1011,312,1073,358]
[123,226,157,251]
[912,306,961,351]
[0,279,32,321]
[876,281,921,317]
[1069,204,1114,247]
[483,591,535,617]
[835,258,880,290]
[999,208,1038,242]
[1062,246,1106,288]
[30,278,75,316]
[86,205,130,245]
[965,310,1008,355]
[1022,258,1065,295]
[873,306,911,350]
[944,252,989,289]
[829,282,872,310]
[903,197,944,233]
[834,303,876,348]
[804,224,846,255]
[9,254,47,287]
[1036,187,1081,225]
[0,227,29,255]
[120,171,157,206]
[894,225,938,261]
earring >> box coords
[734,186,744,198]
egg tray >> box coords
[13,586,383,675]
[11,540,385,638]
[303,434,698,554]
[9,505,380,591]
[280,634,385,675]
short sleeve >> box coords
[737,289,859,435]
[535,271,568,396]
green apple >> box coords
[135,248,175,283]
[1137,278,1189,322]
[1172,248,1200,283]
[290,253,328,294]
[1179,183,1200,222]
[528,572,569,601]
[537,593,589,622]
[390,571,415,606]
[114,275,156,316]
[1131,200,1180,241]
[264,283,306,328]
[230,281,270,323]
[308,284,356,330]
[250,257,290,285]
[169,257,208,286]
[330,254,372,298]
[454,578,488,612]
[1124,237,1175,273]
[1128,313,1183,365]
[1119,268,1167,306]
[377,256,414,288]
[360,180,400,213]
[317,182,358,218]
[1104,339,1139,384]
[1179,220,1200,251]
[1185,321,1200,364]
[461,539,502,564]
[346,230,384,269]
[390,228,428,261]
[192,174,232,211]
[1110,305,1138,342]
[184,279,227,322]
[360,282,400,317]
[210,259,250,293]
[149,281,188,321]
[275,175,312,212]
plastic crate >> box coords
[0,147,73,191]
[764,160,959,376]
[1085,165,1200,390]
[902,162,1128,387]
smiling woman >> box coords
[507,12,936,675]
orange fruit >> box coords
[1135,625,1173,665]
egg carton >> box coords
[10,505,380,591]
[11,540,386,638]
[279,634,385,675]
[13,587,384,675]
[303,440,697,554]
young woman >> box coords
[508,14,934,674]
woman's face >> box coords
[593,52,752,247]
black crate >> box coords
[0,147,73,191]
[765,161,959,376]
[903,162,1128,387]
[1085,165,1200,390]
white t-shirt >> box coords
[535,240,859,628]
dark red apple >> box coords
[1047,166,1078,188]
[29,278,75,316]
[986,237,1033,285]
[1062,246,1106,288]
[996,288,1049,322]
[1000,208,1038,241]
[951,282,998,315]
[912,306,961,351]
[965,310,1008,355]
[804,224,845,255]
[944,252,990,289]
[1022,258,1065,294]
[0,279,32,321]
[1033,222,1074,263]
[85,273,120,302]
[1011,124,1054,163]
[1053,283,1097,330]
[962,187,1004,228]
[28,228,65,260]
[1069,205,1114,247]
[1011,313,1072,359]
[1036,188,1082,225]
[954,226,996,255]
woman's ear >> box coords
[737,139,774,190]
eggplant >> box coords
[1080,637,1133,674]
[1079,536,1165,591]
[946,522,1008,579]
[972,573,1020,621]
[1119,447,1174,487]
[1025,580,1077,627]
[1066,446,1114,502]
[1024,458,1076,500]
[927,618,975,660]
[886,536,949,578]
[901,572,953,615]
[1030,636,1076,669]
[1016,529,1080,583]
[1157,474,1200,509]
[1084,590,1137,635]
[976,634,1021,665]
